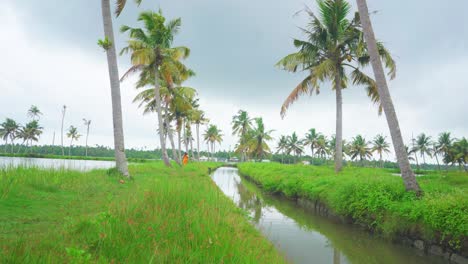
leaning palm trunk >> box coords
[434,154,441,171]
[153,64,171,167]
[356,0,421,194]
[190,138,194,160]
[101,0,130,177]
[167,126,181,165]
[334,71,343,172]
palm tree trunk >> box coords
[85,125,89,157]
[61,110,65,156]
[69,138,73,156]
[167,126,181,165]
[190,138,194,160]
[434,153,441,171]
[152,63,171,167]
[422,153,426,166]
[196,124,200,161]
[356,0,421,194]
[101,0,130,176]
[3,138,7,153]
[334,71,343,172]
[414,152,420,170]
[380,152,383,168]
[177,129,182,161]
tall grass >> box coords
[238,163,468,250]
[0,162,284,263]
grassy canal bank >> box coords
[237,163,468,258]
[0,162,285,263]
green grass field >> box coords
[237,163,468,251]
[0,153,148,163]
[0,162,285,263]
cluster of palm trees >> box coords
[409,133,467,171]
[0,106,43,153]
[0,105,93,157]
[232,110,274,161]
[274,129,467,171]
[276,129,390,166]
[117,9,219,166]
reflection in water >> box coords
[211,167,448,264]
[0,156,115,171]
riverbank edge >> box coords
[236,169,468,264]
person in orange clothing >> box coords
[182,152,189,165]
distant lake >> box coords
[0,157,115,172]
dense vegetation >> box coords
[0,162,284,263]
[238,163,467,251]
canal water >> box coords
[211,167,447,264]
[0,156,115,171]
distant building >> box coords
[302,161,310,165]
[261,159,271,163]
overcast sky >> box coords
[1,0,467,161]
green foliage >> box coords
[0,162,284,263]
[97,37,112,51]
[238,163,468,248]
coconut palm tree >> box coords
[232,110,253,162]
[329,135,347,161]
[348,135,372,165]
[99,0,130,177]
[303,128,321,158]
[372,134,390,168]
[17,120,43,153]
[203,124,223,159]
[287,132,303,163]
[276,135,289,163]
[277,0,396,172]
[315,134,330,160]
[60,105,66,156]
[120,10,190,167]
[0,118,20,153]
[355,0,421,194]
[414,133,432,165]
[67,126,81,156]
[191,109,209,161]
[83,119,92,157]
[242,118,273,161]
[436,132,453,168]
[445,138,467,171]
[27,105,42,121]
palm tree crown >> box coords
[349,135,372,162]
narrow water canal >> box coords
[211,167,447,264]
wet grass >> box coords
[237,163,468,251]
[0,162,284,263]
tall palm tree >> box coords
[372,134,390,168]
[67,126,81,156]
[27,105,42,121]
[120,10,190,167]
[276,135,289,163]
[192,109,209,161]
[203,124,223,159]
[277,0,395,172]
[348,135,372,165]
[99,0,130,177]
[437,132,453,168]
[242,118,273,161]
[303,128,320,158]
[232,110,253,162]
[60,105,66,156]
[414,133,432,165]
[355,0,421,194]
[287,132,303,163]
[83,119,92,157]
[0,118,20,153]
